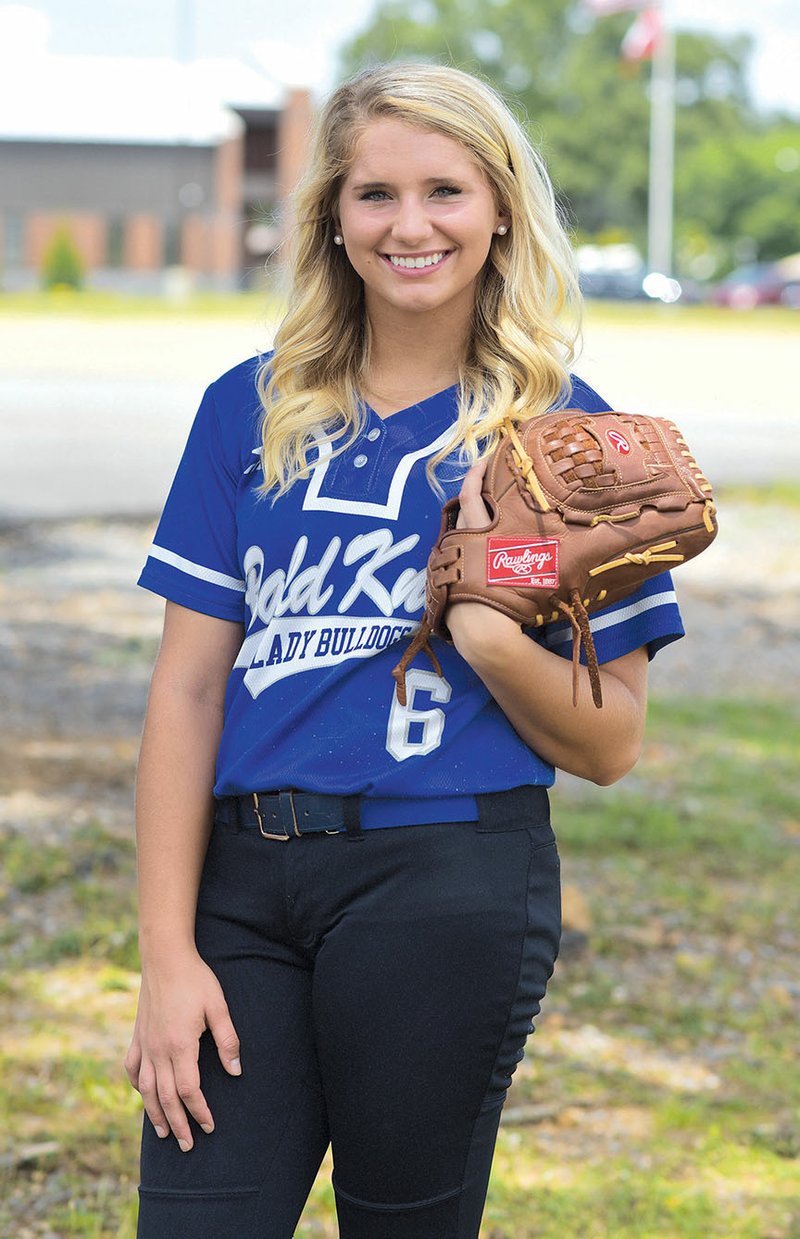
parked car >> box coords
[576,244,689,303]
[774,253,800,307]
[577,244,647,300]
[711,263,790,309]
[579,266,646,300]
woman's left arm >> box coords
[446,457,649,786]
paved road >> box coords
[0,311,796,522]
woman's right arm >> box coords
[124,600,245,1152]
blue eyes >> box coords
[359,186,461,202]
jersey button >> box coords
[353,454,368,468]
[366,427,381,441]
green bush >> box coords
[41,223,84,289]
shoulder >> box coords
[202,351,272,470]
[563,374,613,414]
[207,351,271,418]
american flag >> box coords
[621,7,664,60]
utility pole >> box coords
[647,4,676,273]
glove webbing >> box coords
[501,421,604,706]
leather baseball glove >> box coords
[392,410,718,709]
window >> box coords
[106,217,125,268]
[3,211,25,266]
[164,218,181,266]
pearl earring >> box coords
[334,234,344,245]
[496,225,508,236]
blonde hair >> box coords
[257,62,581,496]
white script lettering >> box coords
[244,530,425,628]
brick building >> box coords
[0,54,313,291]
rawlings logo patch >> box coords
[487,538,559,588]
[606,429,631,455]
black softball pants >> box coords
[136,786,562,1238]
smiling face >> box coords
[337,117,509,324]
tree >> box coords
[41,223,84,290]
[340,0,767,269]
[676,122,800,268]
[342,0,574,116]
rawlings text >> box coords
[486,538,560,588]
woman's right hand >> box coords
[124,950,242,1152]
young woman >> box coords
[126,63,683,1238]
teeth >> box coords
[389,252,444,269]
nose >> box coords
[391,195,435,247]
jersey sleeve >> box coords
[567,374,613,413]
[137,382,245,623]
[537,572,684,664]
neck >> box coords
[364,298,471,399]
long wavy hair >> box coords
[257,62,581,496]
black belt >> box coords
[216,791,363,840]
[214,786,550,842]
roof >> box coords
[0,51,283,146]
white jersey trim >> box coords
[302,427,454,519]
[545,589,679,647]
[148,543,246,592]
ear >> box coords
[496,208,511,233]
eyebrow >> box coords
[349,176,463,192]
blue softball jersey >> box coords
[138,356,684,821]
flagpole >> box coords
[647,2,675,273]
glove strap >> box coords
[554,590,603,709]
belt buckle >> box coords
[252,791,295,841]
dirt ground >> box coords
[0,498,797,838]
[1,503,798,1237]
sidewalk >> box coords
[1,313,796,522]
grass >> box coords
[1,286,798,333]
[1,821,139,969]
[557,697,799,874]
[581,297,800,334]
[1,696,799,1236]
[716,479,800,509]
[0,286,281,320]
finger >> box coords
[124,1040,142,1088]
[155,1059,196,1152]
[173,1060,216,1136]
[137,1060,170,1141]
[207,1001,242,1077]
[457,458,492,530]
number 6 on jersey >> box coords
[386,668,452,762]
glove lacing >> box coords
[391,617,442,708]
[553,590,604,709]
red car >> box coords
[711,262,792,309]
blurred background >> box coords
[0,2,798,1236]
[1,0,799,299]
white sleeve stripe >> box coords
[545,589,679,647]
[147,544,245,592]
